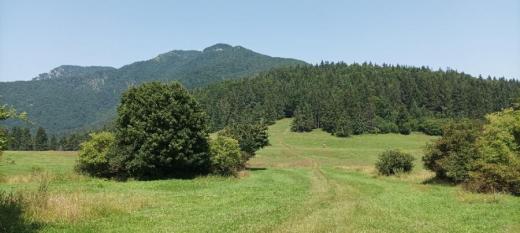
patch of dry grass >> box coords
[13,179,149,224]
[1,169,88,185]
[454,189,504,204]
[335,165,376,174]
[26,191,148,223]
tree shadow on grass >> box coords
[0,192,42,233]
[246,167,267,171]
[422,176,457,187]
[113,173,201,182]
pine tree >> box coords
[34,127,49,150]
[8,126,22,150]
[58,137,67,151]
[20,128,33,151]
[49,135,58,150]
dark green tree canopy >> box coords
[34,127,48,151]
[113,82,210,179]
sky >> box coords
[0,0,519,81]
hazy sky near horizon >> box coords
[1,0,519,81]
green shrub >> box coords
[466,108,520,195]
[0,128,7,156]
[398,122,412,135]
[418,118,449,136]
[423,120,481,182]
[375,117,399,134]
[76,132,115,177]
[465,163,520,195]
[209,135,244,176]
[112,82,210,179]
[334,127,352,137]
[376,150,415,176]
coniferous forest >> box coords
[196,62,520,136]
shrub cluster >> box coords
[76,82,210,179]
[75,132,115,177]
[375,150,415,176]
[467,108,520,195]
[423,120,481,182]
[77,82,269,179]
[423,108,520,195]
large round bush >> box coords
[376,150,415,176]
[76,132,115,177]
[113,82,210,179]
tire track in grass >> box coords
[271,140,360,233]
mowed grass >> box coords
[1,118,519,233]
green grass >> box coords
[1,118,519,233]
[0,151,77,176]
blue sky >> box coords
[1,0,519,81]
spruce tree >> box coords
[49,135,58,150]
[20,128,33,151]
[291,103,315,132]
[8,127,22,150]
[34,127,49,150]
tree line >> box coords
[195,62,520,136]
[4,126,88,151]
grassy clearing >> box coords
[1,118,519,232]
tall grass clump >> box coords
[0,191,34,233]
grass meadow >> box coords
[1,118,519,232]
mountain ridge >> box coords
[0,43,308,134]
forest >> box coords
[195,62,520,136]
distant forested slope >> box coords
[0,44,306,134]
[195,62,520,136]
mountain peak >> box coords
[203,43,234,52]
[153,50,200,62]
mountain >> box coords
[0,44,307,134]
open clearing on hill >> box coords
[1,118,519,233]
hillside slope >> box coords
[0,44,307,134]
